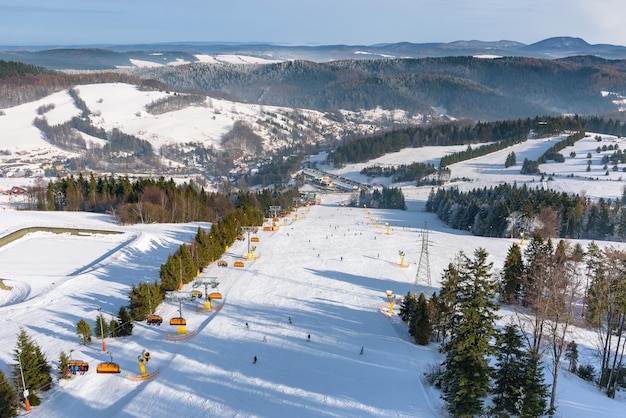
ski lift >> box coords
[146,314,163,325]
[67,360,89,375]
[97,352,120,374]
[169,317,187,326]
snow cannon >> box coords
[138,349,151,377]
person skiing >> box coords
[288,316,292,324]
[253,356,257,364]
[263,336,267,342]
[245,322,249,329]
[360,346,364,355]
[307,334,311,342]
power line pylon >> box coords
[413,222,432,296]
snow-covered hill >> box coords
[0,189,625,417]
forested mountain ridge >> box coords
[136,56,626,121]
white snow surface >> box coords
[0,189,625,417]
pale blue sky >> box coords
[1,0,625,46]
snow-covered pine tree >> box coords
[440,248,499,417]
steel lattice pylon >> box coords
[413,222,432,296]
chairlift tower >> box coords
[241,226,258,259]
[269,206,281,218]
[194,277,219,300]
[413,222,432,296]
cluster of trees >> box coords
[500,236,626,403]
[537,130,586,164]
[584,116,626,138]
[505,151,517,168]
[32,175,226,222]
[33,116,87,150]
[33,173,300,225]
[247,154,304,187]
[75,307,134,346]
[400,248,549,416]
[439,132,527,167]
[144,92,206,115]
[129,204,263,319]
[402,238,617,416]
[0,310,136,416]
[220,120,264,159]
[426,182,626,241]
[360,162,437,183]
[328,118,534,167]
[355,186,406,210]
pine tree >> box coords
[12,328,52,406]
[399,292,417,323]
[58,350,71,379]
[116,306,134,337]
[76,319,92,345]
[492,324,532,415]
[440,248,499,417]
[438,256,464,343]
[0,368,18,418]
[94,313,110,339]
[501,243,523,304]
[109,318,120,337]
[518,352,548,417]
[413,293,432,345]
[427,292,444,342]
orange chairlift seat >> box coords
[169,317,187,326]
[96,362,120,374]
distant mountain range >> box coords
[1,37,626,70]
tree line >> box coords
[0,60,168,109]
[426,182,626,241]
[327,118,533,167]
[355,186,406,210]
